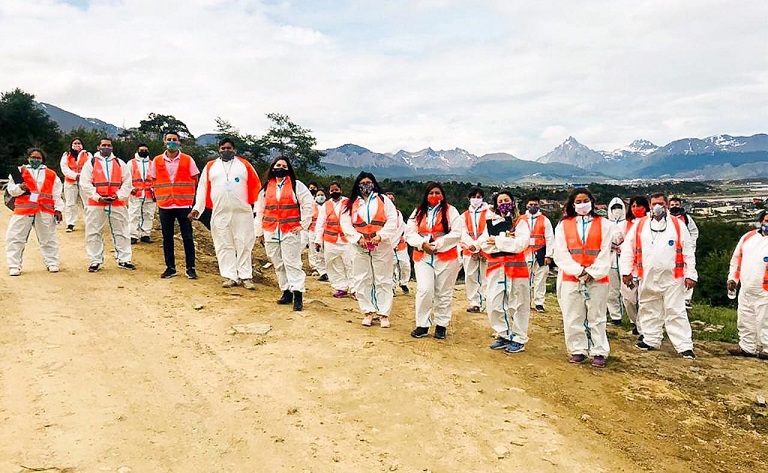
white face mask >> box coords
[469,197,483,209]
[652,204,666,218]
[574,202,592,216]
[611,208,624,220]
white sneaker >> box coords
[9,268,20,276]
[222,279,240,288]
[242,279,256,290]
[48,266,60,273]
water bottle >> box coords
[727,288,737,300]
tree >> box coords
[256,113,324,174]
[214,117,267,160]
[0,88,61,176]
[138,113,194,140]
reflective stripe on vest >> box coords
[562,216,609,283]
[734,230,768,291]
[462,208,487,257]
[322,198,349,244]
[351,195,387,241]
[635,216,685,279]
[13,167,57,216]
[309,205,318,232]
[486,253,529,279]
[528,214,547,251]
[412,205,459,263]
[153,154,196,208]
[88,159,126,207]
[131,159,153,199]
[64,151,90,184]
[262,178,301,233]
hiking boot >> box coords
[140,236,152,243]
[222,279,240,288]
[631,325,639,336]
[466,306,481,313]
[505,341,525,354]
[185,268,198,280]
[635,340,654,351]
[727,346,757,357]
[66,225,74,233]
[333,290,348,298]
[380,316,390,328]
[130,237,138,244]
[535,305,545,313]
[490,338,511,350]
[400,285,410,294]
[410,326,429,338]
[592,355,607,368]
[9,268,20,276]
[610,319,622,326]
[680,350,696,360]
[242,279,256,290]
[118,262,136,270]
[277,290,293,304]
[88,263,101,273]
[317,273,329,282]
[569,354,587,364]
[434,325,447,339]
[362,313,374,327]
[161,267,177,279]
[292,291,303,311]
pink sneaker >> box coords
[380,316,390,328]
[333,290,348,298]
[362,313,373,326]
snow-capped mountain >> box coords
[536,136,606,168]
[321,144,402,169]
[392,147,477,170]
[602,139,659,161]
[650,134,768,160]
[36,102,122,135]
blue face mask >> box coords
[28,159,42,169]
[527,205,539,215]
[761,223,768,235]
[166,141,180,151]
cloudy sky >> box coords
[1,0,766,159]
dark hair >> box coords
[414,182,451,233]
[345,172,384,213]
[265,155,297,183]
[525,195,541,204]
[385,191,395,197]
[563,187,597,219]
[27,147,46,163]
[493,190,518,218]
[71,137,83,146]
[467,187,484,199]
[315,189,326,196]
[99,137,112,145]
[164,131,180,140]
[308,182,318,188]
[328,181,342,191]
[137,143,149,149]
[649,192,667,203]
[626,196,650,221]
[668,196,682,204]
[757,209,767,223]
[218,137,235,148]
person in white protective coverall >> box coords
[190,138,261,290]
[460,187,490,313]
[606,197,627,325]
[127,143,156,244]
[726,210,768,359]
[386,192,412,295]
[480,191,532,354]
[669,196,699,308]
[79,138,134,272]
[618,196,650,336]
[5,148,64,276]
[523,196,554,313]
[620,192,697,359]
[303,182,319,275]
[254,156,315,311]
[315,182,354,298]
[341,172,399,328]
[554,188,614,367]
[405,182,463,340]
[59,137,92,232]
[308,189,328,282]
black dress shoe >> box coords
[277,290,293,304]
[293,291,303,311]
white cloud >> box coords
[0,0,766,160]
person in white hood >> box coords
[315,183,354,298]
[669,197,699,309]
[620,192,697,359]
[726,210,768,359]
[619,196,651,336]
[606,197,627,325]
[523,196,554,313]
[460,187,490,313]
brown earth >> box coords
[0,207,766,473]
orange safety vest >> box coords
[395,209,408,251]
[733,230,768,291]
[351,195,388,241]
[462,208,488,257]
[64,151,90,184]
[262,178,301,233]
[13,167,57,216]
[485,253,529,279]
[202,157,261,209]
[412,205,459,263]
[88,158,126,207]
[153,153,197,208]
[309,205,319,232]
[130,159,154,199]
[322,198,349,244]
[562,216,609,283]
[528,214,547,251]
[634,216,685,280]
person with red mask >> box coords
[618,196,651,336]
[405,182,463,339]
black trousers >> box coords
[158,207,195,270]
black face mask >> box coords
[669,207,684,216]
[329,191,341,200]
[273,168,288,178]
[310,188,317,196]
[137,150,150,158]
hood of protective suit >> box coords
[608,197,626,222]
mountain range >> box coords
[38,102,768,183]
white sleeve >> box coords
[494,218,531,253]
[79,160,98,201]
[544,216,555,258]
[619,223,637,277]
[584,219,614,280]
[53,175,64,211]
[314,205,327,245]
[377,196,399,244]
[433,206,463,253]
[404,209,426,249]
[680,221,697,281]
[116,159,133,201]
[60,153,78,180]
[6,170,25,196]
[192,163,209,215]
[295,181,315,231]
[253,188,266,237]
[553,221,585,278]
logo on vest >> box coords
[234,177,240,182]
[763,256,768,262]
[668,240,674,246]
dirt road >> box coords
[0,207,765,473]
